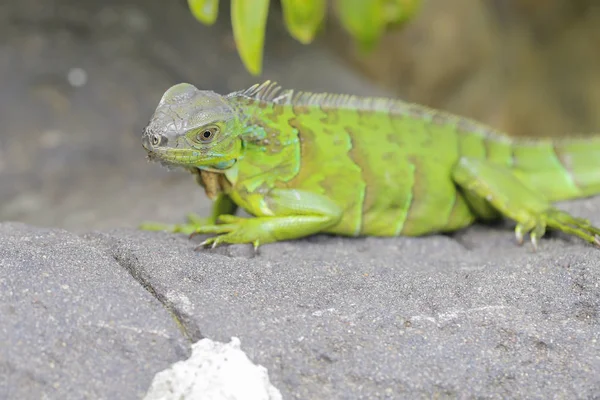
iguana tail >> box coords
[512,133,600,202]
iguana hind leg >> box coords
[452,157,600,249]
[191,188,343,249]
[139,193,238,235]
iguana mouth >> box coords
[144,146,197,166]
[145,150,183,170]
[145,149,237,173]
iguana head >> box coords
[142,83,244,171]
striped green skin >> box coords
[141,81,600,246]
[223,83,600,238]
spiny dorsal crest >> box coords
[230,81,517,141]
[232,81,467,122]
[231,80,403,112]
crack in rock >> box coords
[110,247,204,342]
[80,232,203,342]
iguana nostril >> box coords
[142,133,167,150]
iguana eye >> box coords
[151,134,161,146]
[197,126,219,143]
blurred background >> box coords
[1,0,599,232]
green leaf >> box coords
[231,0,270,76]
[280,0,326,44]
[384,0,421,26]
[335,0,386,51]
[187,0,219,25]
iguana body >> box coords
[141,81,600,249]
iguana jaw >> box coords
[144,147,237,172]
[142,133,239,171]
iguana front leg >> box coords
[191,188,343,249]
[140,193,238,235]
[452,157,600,249]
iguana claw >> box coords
[513,208,600,250]
[514,218,546,251]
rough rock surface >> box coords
[85,196,600,399]
[0,222,190,400]
[2,196,599,399]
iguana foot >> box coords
[189,188,343,249]
[517,208,600,250]
[453,157,600,249]
[139,213,215,236]
[190,214,268,250]
[141,189,342,250]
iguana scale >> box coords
[141,81,600,249]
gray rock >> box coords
[87,195,600,399]
[2,199,600,399]
[0,222,190,400]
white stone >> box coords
[144,337,282,400]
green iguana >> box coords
[140,81,600,250]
